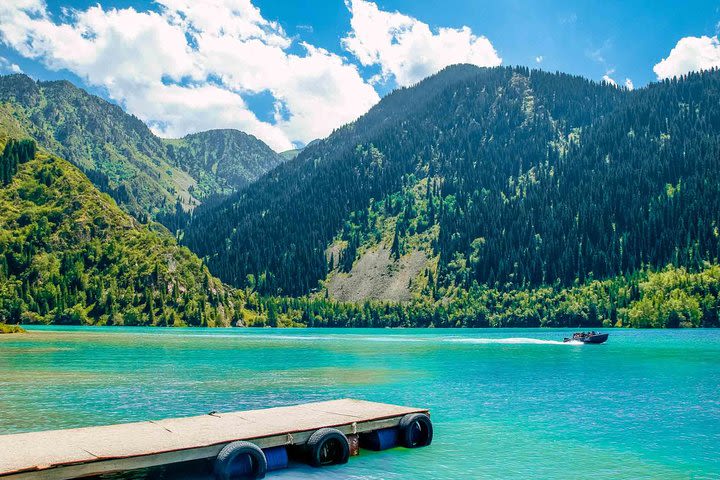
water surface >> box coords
[1,327,718,479]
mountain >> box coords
[280,148,302,161]
[164,129,285,197]
[0,74,283,219]
[183,64,720,308]
[0,137,249,327]
[0,74,192,218]
[280,140,321,162]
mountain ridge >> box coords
[0,136,253,326]
[0,74,284,220]
[2,63,719,329]
[183,64,720,307]
[164,128,284,198]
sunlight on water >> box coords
[1,327,719,479]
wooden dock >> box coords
[0,399,431,479]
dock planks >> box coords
[0,399,428,479]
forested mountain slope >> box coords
[164,129,284,197]
[0,138,248,326]
[184,65,720,304]
[0,74,283,219]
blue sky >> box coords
[1,0,719,150]
[255,0,720,88]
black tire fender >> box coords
[399,413,433,448]
[214,440,267,480]
[306,427,350,467]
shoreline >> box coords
[0,324,26,334]
[13,324,720,331]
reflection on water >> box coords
[1,326,719,479]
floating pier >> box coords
[0,399,433,479]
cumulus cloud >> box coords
[602,73,634,90]
[602,70,617,86]
[342,0,501,87]
[654,35,720,79]
[0,56,22,73]
[0,0,379,150]
[602,75,616,86]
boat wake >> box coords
[447,337,581,345]
[134,333,583,345]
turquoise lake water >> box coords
[1,327,719,479]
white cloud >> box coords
[602,70,617,86]
[535,55,544,64]
[654,35,720,79]
[602,75,616,86]
[0,56,22,73]
[600,70,634,91]
[0,0,380,151]
[342,0,501,87]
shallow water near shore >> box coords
[1,327,719,479]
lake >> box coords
[1,327,718,479]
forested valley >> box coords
[2,65,720,329]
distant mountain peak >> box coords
[164,128,285,196]
[0,74,285,222]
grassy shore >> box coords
[0,324,25,334]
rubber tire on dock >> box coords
[214,441,267,480]
[306,428,350,467]
[399,413,433,448]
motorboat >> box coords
[563,331,609,344]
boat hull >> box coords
[563,333,609,344]
[581,333,608,344]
